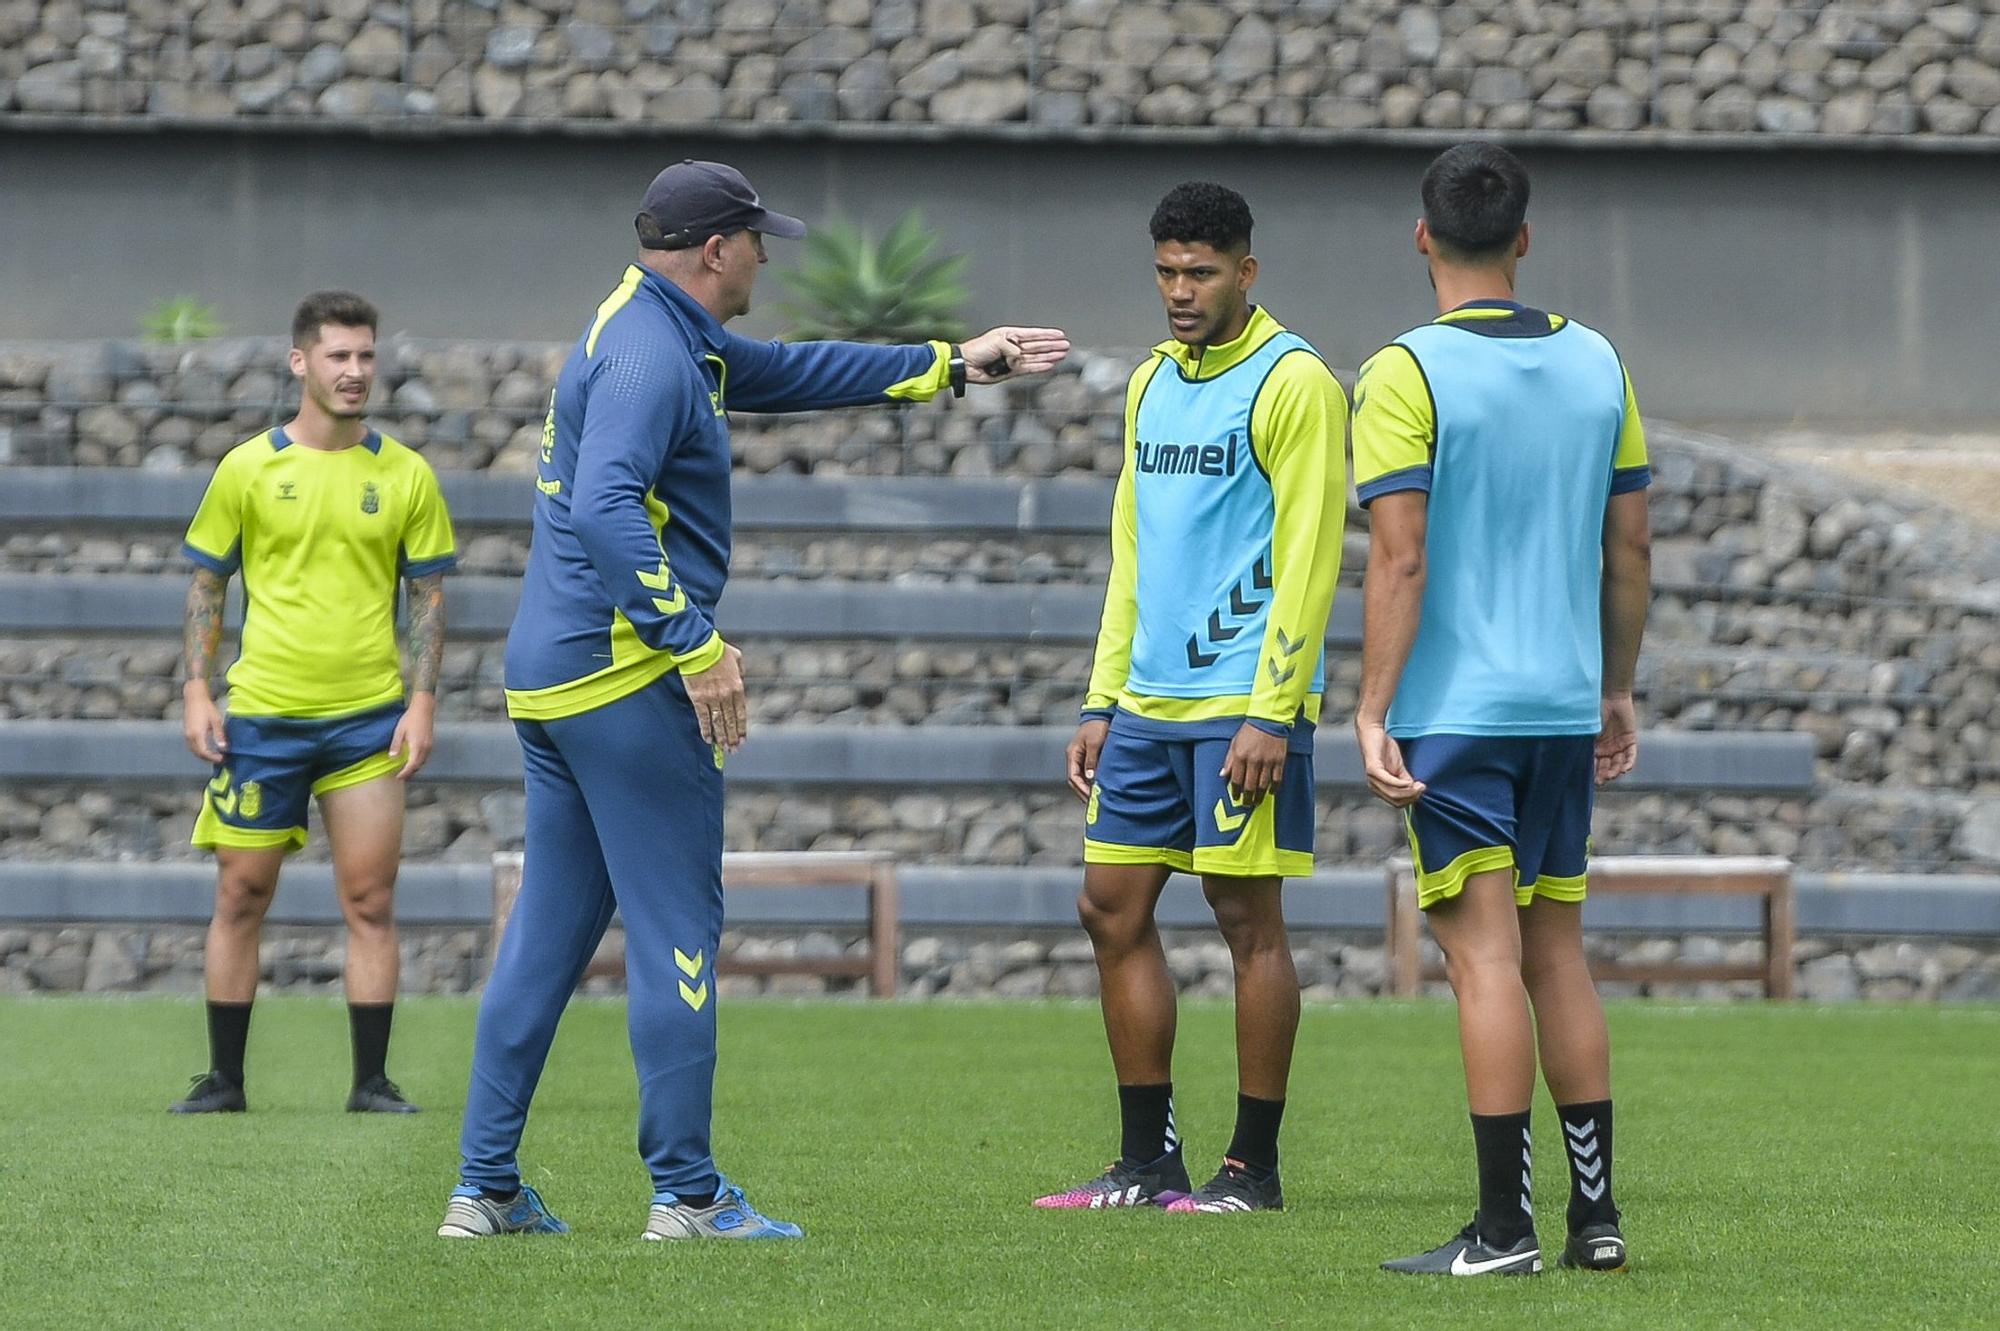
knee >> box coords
[341,880,396,932]
[214,871,277,926]
[1442,943,1525,1002]
[1076,888,1149,955]
[1206,892,1287,962]
[1520,936,1589,992]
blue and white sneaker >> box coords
[437,1184,570,1238]
[643,1177,804,1241]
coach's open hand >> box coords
[960,327,1071,383]
[391,691,437,779]
[684,643,749,753]
[1065,717,1109,802]
[1220,722,1287,808]
[1356,717,1425,808]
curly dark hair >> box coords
[1148,181,1254,253]
[291,290,378,348]
[1421,143,1530,259]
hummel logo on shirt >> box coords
[1134,434,1239,477]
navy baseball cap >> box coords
[636,159,808,250]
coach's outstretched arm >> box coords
[718,326,1069,413]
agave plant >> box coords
[141,296,226,343]
[777,210,970,344]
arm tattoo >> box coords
[183,568,228,687]
[406,572,447,695]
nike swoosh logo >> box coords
[1449,1246,1536,1276]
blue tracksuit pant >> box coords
[457,673,724,1200]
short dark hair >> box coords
[291,291,378,347]
[1149,181,1254,253]
[1421,143,1530,260]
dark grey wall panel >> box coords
[0,571,1365,646]
[0,468,1117,534]
[4,130,1998,419]
[2,861,1993,935]
[0,720,1816,792]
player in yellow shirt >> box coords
[170,292,457,1115]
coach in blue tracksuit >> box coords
[439,161,1069,1242]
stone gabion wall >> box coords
[7,2,2000,141]
[0,335,1137,476]
[0,528,1117,584]
[0,781,1963,875]
[6,331,2000,869]
[7,921,1998,1003]
[7,614,1994,796]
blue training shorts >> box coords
[192,704,405,854]
[1083,716,1315,879]
[1399,733,1596,910]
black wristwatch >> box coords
[948,343,967,398]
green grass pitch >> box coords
[4,995,1997,1329]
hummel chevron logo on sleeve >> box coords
[636,561,687,615]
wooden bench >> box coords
[491,850,900,997]
[1385,855,1795,999]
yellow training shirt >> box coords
[182,426,458,719]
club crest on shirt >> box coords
[360,481,380,514]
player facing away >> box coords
[1037,183,1347,1214]
[1354,144,1651,1276]
[173,291,457,1115]
[440,160,1069,1242]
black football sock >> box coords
[1117,1082,1177,1165]
[1557,1098,1618,1230]
[348,1001,394,1089]
[1224,1093,1284,1175]
[206,1000,252,1086]
[1470,1110,1536,1247]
